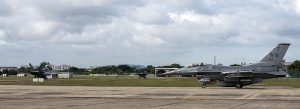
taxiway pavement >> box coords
[0,85,300,109]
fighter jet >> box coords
[163,43,290,88]
[29,63,52,79]
[136,72,148,79]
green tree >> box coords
[117,65,132,74]
[69,67,80,73]
[91,68,98,74]
[230,64,241,66]
[91,66,118,75]
[36,62,51,71]
[7,70,17,75]
[116,69,123,75]
[91,65,150,75]
[18,67,31,73]
[287,60,300,78]
[2,69,8,74]
[110,65,118,74]
[159,63,183,68]
[170,63,183,68]
[146,65,155,74]
[69,67,88,74]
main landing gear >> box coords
[235,80,243,89]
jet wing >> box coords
[222,71,254,78]
[221,70,253,74]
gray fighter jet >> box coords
[163,43,290,88]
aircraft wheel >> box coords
[235,83,243,89]
[201,83,207,88]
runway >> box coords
[0,85,300,109]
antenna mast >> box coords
[214,56,216,65]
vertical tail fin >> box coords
[260,43,290,63]
[29,63,34,70]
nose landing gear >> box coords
[201,83,207,88]
[198,78,210,89]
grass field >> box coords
[1,75,300,88]
[0,75,201,87]
[260,78,300,88]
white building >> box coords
[50,64,71,71]
[58,72,74,79]
[17,73,27,77]
[46,73,58,79]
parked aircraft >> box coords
[163,43,290,88]
[29,63,52,79]
[136,72,148,79]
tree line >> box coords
[1,62,183,75]
[3,61,300,77]
[287,60,300,78]
[0,69,18,75]
[91,63,183,75]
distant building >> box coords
[90,66,100,69]
[284,62,293,66]
[0,67,17,72]
[2,74,7,77]
[17,73,27,77]
[58,72,74,79]
[90,74,106,76]
[50,64,71,71]
[45,72,58,79]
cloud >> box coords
[18,20,58,39]
[0,0,299,67]
[131,34,165,46]
[0,30,5,39]
[0,0,11,16]
[294,0,300,14]
[130,3,171,25]
[0,30,7,46]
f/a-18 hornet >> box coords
[29,62,54,79]
[163,43,290,88]
[136,72,148,79]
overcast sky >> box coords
[0,0,300,67]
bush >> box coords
[2,69,8,75]
[6,70,18,75]
[288,70,300,78]
[287,60,300,78]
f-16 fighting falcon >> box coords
[163,43,290,88]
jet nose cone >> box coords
[162,70,178,75]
